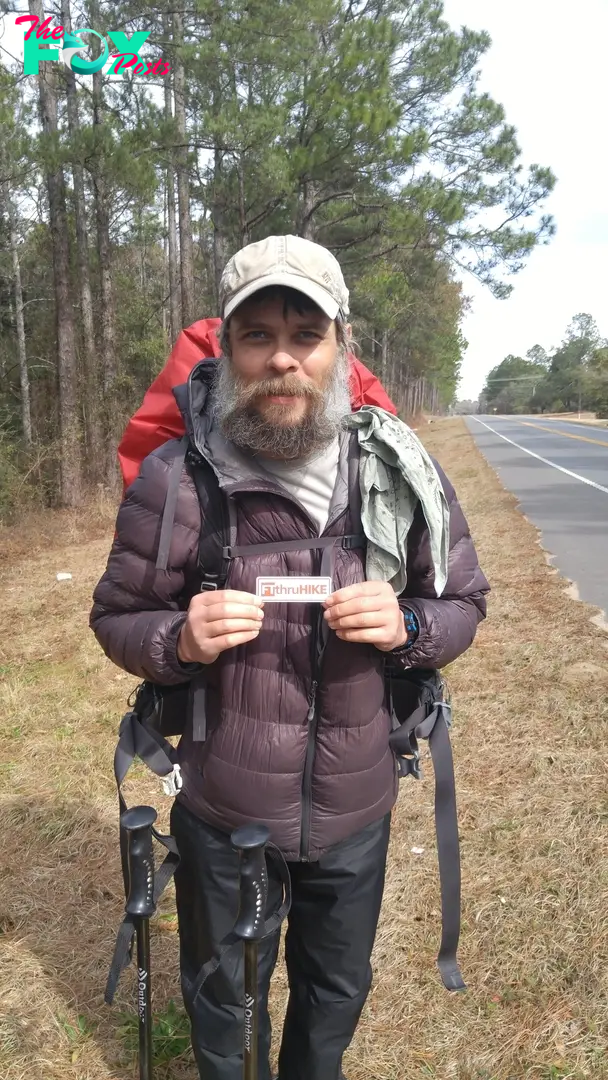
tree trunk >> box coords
[237,154,249,247]
[381,328,388,387]
[212,144,230,309]
[199,211,213,300]
[164,20,181,342]
[1,179,32,445]
[30,0,82,505]
[297,177,317,239]
[173,10,195,327]
[61,0,102,475]
[90,2,119,490]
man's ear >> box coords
[345,323,353,339]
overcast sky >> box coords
[441,0,608,399]
[2,4,606,400]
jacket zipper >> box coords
[300,604,324,859]
[225,475,346,860]
[300,675,319,860]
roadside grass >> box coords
[0,418,607,1079]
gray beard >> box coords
[211,347,352,460]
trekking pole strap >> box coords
[186,842,292,1005]
[105,709,182,1006]
[104,827,179,1005]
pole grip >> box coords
[121,805,157,919]
[231,823,270,941]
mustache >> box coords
[210,346,352,460]
[235,374,323,408]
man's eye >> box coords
[297,331,320,340]
[245,331,268,340]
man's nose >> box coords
[267,348,299,374]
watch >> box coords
[394,608,419,652]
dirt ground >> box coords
[0,418,607,1080]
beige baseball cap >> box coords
[219,234,350,321]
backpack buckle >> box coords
[398,750,422,780]
[161,763,183,796]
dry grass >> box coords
[1,418,607,1080]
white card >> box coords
[256,576,333,602]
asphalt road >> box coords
[466,415,608,621]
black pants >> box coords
[170,800,391,1080]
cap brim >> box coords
[223,273,341,321]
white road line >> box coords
[468,416,608,497]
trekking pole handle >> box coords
[121,805,157,919]
[231,823,270,941]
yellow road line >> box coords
[511,419,608,448]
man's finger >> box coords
[327,611,385,631]
[202,602,264,623]
[218,629,263,650]
[324,595,383,620]
[324,581,384,608]
[335,627,384,644]
[196,589,264,609]
[205,618,264,638]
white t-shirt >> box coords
[258,438,340,535]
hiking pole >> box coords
[231,824,271,1080]
[121,805,158,1080]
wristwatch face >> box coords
[398,609,419,651]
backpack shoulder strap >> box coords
[180,448,234,743]
[186,448,234,591]
[156,435,189,572]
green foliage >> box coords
[481,355,547,414]
[117,998,192,1065]
[481,315,608,415]
[0,426,50,521]
[57,1012,95,1043]
[1,0,559,503]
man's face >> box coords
[213,293,351,460]
[229,295,338,426]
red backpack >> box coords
[117,317,397,491]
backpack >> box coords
[105,357,466,1004]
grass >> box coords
[1,418,607,1079]
[117,999,192,1065]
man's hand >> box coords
[323,581,407,652]
[177,589,265,665]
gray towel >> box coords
[345,407,450,596]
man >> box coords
[91,235,489,1080]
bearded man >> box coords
[90,235,489,1080]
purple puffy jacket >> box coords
[91,377,489,859]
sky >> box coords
[2,4,607,400]
[440,0,608,399]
